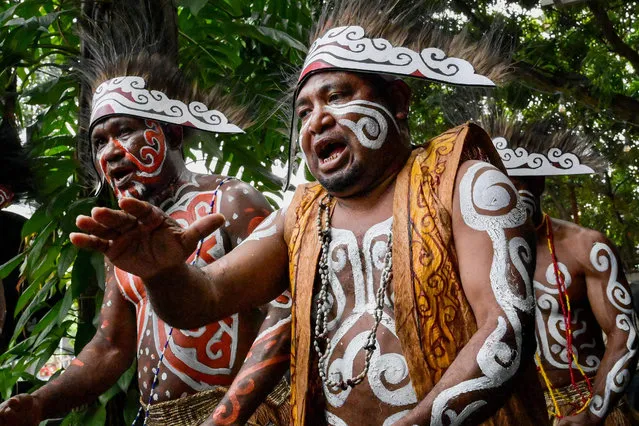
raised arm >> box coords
[559,234,638,426]
[70,196,289,329]
[398,161,537,425]
[0,262,137,425]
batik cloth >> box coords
[283,123,549,425]
[141,379,291,425]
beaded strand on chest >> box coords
[313,194,394,391]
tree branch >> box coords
[588,1,639,72]
[513,61,639,127]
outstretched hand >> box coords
[70,198,225,280]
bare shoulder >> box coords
[552,218,620,273]
[193,174,271,210]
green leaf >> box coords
[22,207,51,238]
[57,244,78,278]
[56,288,74,325]
[30,300,62,335]
[181,0,209,16]
[0,252,25,280]
[256,25,307,53]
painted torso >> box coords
[315,217,417,426]
[109,177,265,403]
[534,218,605,388]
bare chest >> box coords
[533,244,604,378]
[313,218,417,425]
[115,189,253,402]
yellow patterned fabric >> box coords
[284,123,548,425]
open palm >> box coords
[70,198,224,280]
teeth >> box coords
[321,152,340,164]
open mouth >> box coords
[315,139,347,168]
[109,167,136,187]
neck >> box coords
[146,168,194,208]
[334,149,409,214]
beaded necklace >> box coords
[132,176,234,425]
[535,213,593,419]
[313,194,393,391]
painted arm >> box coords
[396,161,537,426]
[202,186,291,426]
[0,262,137,425]
[70,195,289,329]
[207,290,291,426]
[558,235,638,426]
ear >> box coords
[163,124,183,149]
[387,79,411,120]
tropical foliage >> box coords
[0,0,636,424]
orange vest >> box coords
[284,123,548,425]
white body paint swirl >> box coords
[517,190,536,219]
[588,243,638,418]
[318,218,416,425]
[431,163,532,426]
[324,100,400,150]
[534,263,600,372]
[240,209,281,245]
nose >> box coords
[100,136,126,163]
[307,107,336,136]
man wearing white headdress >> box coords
[69,0,551,424]
[486,117,638,426]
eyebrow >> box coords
[295,82,343,108]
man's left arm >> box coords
[397,161,537,426]
[560,234,638,426]
[203,182,291,426]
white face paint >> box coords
[588,242,637,418]
[534,263,601,372]
[431,163,533,426]
[324,100,400,150]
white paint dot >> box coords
[165,390,171,398]
[232,213,238,220]
[153,393,159,401]
[161,373,167,381]
[143,382,148,389]
[237,237,243,245]
[225,221,230,227]
[106,300,112,307]
[146,329,150,336]
[242,189,249,194]
[228,195,235,202]
[152,367,158,374]
[145,348,149,355]
[143,366,148,373]
[138,372,141,378]
[180,392,188,398]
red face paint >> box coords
[96,118,168,200]
[0,185,15,209]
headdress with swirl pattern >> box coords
[451,104,607,176]
[77,0,250,189]
[285,0,511,188]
